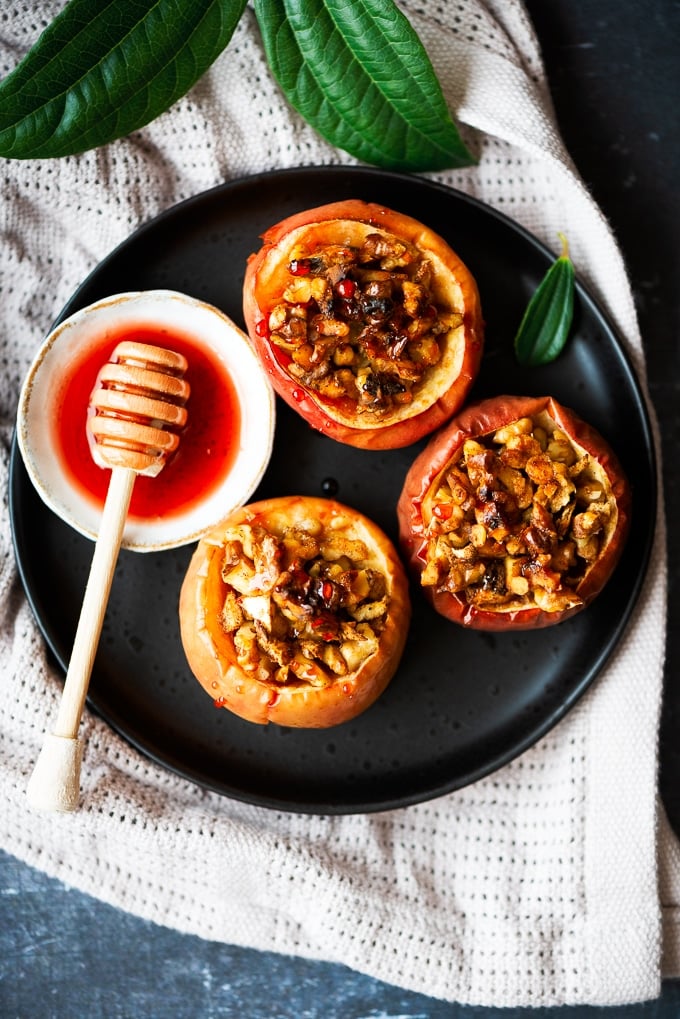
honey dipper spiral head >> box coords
[87,341,190,476]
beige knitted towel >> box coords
[0,0,677,1007]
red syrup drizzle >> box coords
[55,322,242,522]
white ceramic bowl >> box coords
[17,290,276,551]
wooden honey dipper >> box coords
[26,340,190,812]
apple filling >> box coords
[420,413,618,614]
[264,231,462,414]
[218,520,389,687]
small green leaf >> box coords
[514,234,575,366]
[253,0,475,172]
[0,0,248,158]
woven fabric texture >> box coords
[0,0,676,1007]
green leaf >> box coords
[253,0,475,172]
[0,0,248,158]
[514,234,575,366]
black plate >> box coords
[9,166,656,814]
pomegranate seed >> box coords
[255,319,269,338]
[433,503,453,520]
[335,278,356,298]
[289,258,311,276]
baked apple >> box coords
[242,199,484,449]
[397,394,631,630]
[179,495,411,726]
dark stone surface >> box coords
[2,845,680,1018]
[2,2,679,1016]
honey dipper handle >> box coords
[27,467,136,812]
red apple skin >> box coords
[397,394,632,630]
[242,200,484,450]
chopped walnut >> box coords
[265,228,461,416]
[218,520,390,687]
[422,413,617,614]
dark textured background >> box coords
[2,2,679,1015]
